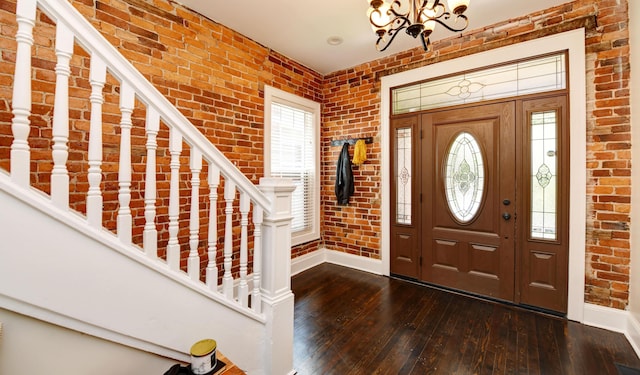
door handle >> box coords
[502,212,511,220]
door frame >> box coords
[380,29,587,322]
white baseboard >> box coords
[325,249,384,275]
[581,303,640,359]
[627,313,640,358]
[291,248,384,277]
[583,303,629,333]
[291,250,326,276]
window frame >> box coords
[264,85,321,246]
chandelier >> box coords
[367,0,470,52]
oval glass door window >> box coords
[444,132,485,223]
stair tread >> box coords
[217,352,245,375]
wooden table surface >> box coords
[217,352,245,375]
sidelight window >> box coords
[530,110,558,240]
[395,127,412,225]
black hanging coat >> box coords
[335,143,354,205]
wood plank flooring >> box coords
[292,263,640,375]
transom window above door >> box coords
[392,52,567,115]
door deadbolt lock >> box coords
[503,199,511,206]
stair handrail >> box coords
[35,0,272,214]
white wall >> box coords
[0,309,179,374]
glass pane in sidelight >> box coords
[530,110,558,240]
[444,132,485,223]
[392,53,566,114]
[396,127,412,225]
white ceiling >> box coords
[173,0,570,75]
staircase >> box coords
[0,0,295,373]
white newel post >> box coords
[258,177,296,375]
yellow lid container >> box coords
[190,339,217,357]
[190,339,217,375]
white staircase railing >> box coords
[2,0,295,373]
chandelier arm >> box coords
[369,9,392,29]
[419,0,434,8]
[388,0,405,16]
[422,1,446,19]
[377,26,406,51]
[419,33,430,51]
[373,7,412,51]
[432,13,469,33]
[387,1,412,27]
[369,6,411,30]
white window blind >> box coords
[264,86,320,246]
[270,102,314,233]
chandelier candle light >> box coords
[367,0,470,51]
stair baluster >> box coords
[87,56,106,228]
[206,163,221,291]
[167,128,182,271]
[51,22,73,209]
[143,107,160,259]
[252,205,264,313]
[188,149,203,281]
[10,0,36,187]
[238,192,250,307]
[223,179,236,299]
[117,82,135,245]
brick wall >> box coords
[322,0,631,309]
[0,0,631,309]
[0,0,323,277]
[322,68,381,259]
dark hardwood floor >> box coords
[292,263,640,375]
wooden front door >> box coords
[390,97,569,313]
[422,102,516,301]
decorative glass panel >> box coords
[392,53,566,114]
[444,132,485,223]
[530,111,558,240]
[396,127,412,225]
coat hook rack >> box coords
[330,136,373,147]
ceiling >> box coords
[173,0,570,75]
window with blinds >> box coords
[264,86,320,245]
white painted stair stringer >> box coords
[0,173,268,372]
